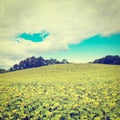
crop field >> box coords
[0,64,120,120]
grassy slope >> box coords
[0,63,119,84]
[0,64,120,119]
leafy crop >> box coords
[0,64,120,120]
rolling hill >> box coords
[0,64,120,120]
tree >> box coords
[0,69,8,73]
[62,59,69,64]
[91,55,120,65]
[9,56,69,71]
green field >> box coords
[0,64,120,120]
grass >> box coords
[0,64,120,120]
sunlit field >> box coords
[0,64,120,120]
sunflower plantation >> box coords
[0,64,120,120]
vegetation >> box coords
[90,55,120,65]
[0,69,8,74]
[9,56,69,72]
[0,64,120,120]
[1,55,119,74]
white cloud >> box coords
[0,0,120,68]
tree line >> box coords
[9,56,69,72]
[90,55,120,65]
[0,55,120,74]
[7,56,69,72]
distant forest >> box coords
[9,56,69,72]
[90,55,120,65]
[0,56,69,73]
[0,55,120,73]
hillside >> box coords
[0,64,120,120]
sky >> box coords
[0,0,120,69]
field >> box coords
[0,64,120,120]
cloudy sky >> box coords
[0,0,120,69]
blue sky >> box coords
[69,34,120,55]
[0,0,120,68]
[17,32,120,62]
[38,33,120,63]
[17,31,49,42]
[69,34,120,62]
